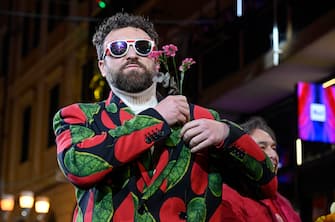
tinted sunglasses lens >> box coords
[110,41,128,56]
[135,40,152,55]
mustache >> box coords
[121,59,146,70]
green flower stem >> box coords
[180,72,185,95]
[172,57,179,90]
[161,55,169,73]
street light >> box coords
[0,194,15,221]
[35,196,50,221]
[96,0,107,8]
[19,191,34,217]
[0,191,50,221]
[35,197,50,214]
[0,194,14,211]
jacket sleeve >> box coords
[215,119,278,199]
[53,103,171,188]
[191,104,278,198]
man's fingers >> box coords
[180,120,198,136]
[188,133,206,148]
[181,119,228,153]
[154,95,190,126]
[190,140,211,153]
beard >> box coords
[106,60,155,93]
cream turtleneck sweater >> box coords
[110,83,158,114]
[111,83,159,155]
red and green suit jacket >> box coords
[53,91,277,222]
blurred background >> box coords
[0,0,334,221]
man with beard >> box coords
[53,12,278,221]
[221,117,302,222]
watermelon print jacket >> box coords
[53,92,278,222]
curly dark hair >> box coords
[240,116,277,142]
[92,12,159,60]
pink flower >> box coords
[149,50,163,60]
[162,44,178,57]
[151,43,195,95]
[179,58,196,73]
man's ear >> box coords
[98,60,107,77]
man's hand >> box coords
[180,119,230,153]
[154,95,190,126]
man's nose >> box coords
[126,46,137,57]
[264,147,275,156]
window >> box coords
[33,0,42,48]
[20,106,32,163]
[21,0,42,57]
[48,0,69,33]
[81,60,108,102]
[47,84,60,147]
[1,32,9,75]
[21,16,30,57]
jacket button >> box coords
[152,133,159,140]
[179,211,187,220]
[138,205,145,214]
[145,137,152,144]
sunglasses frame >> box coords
[102,39,155,59]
